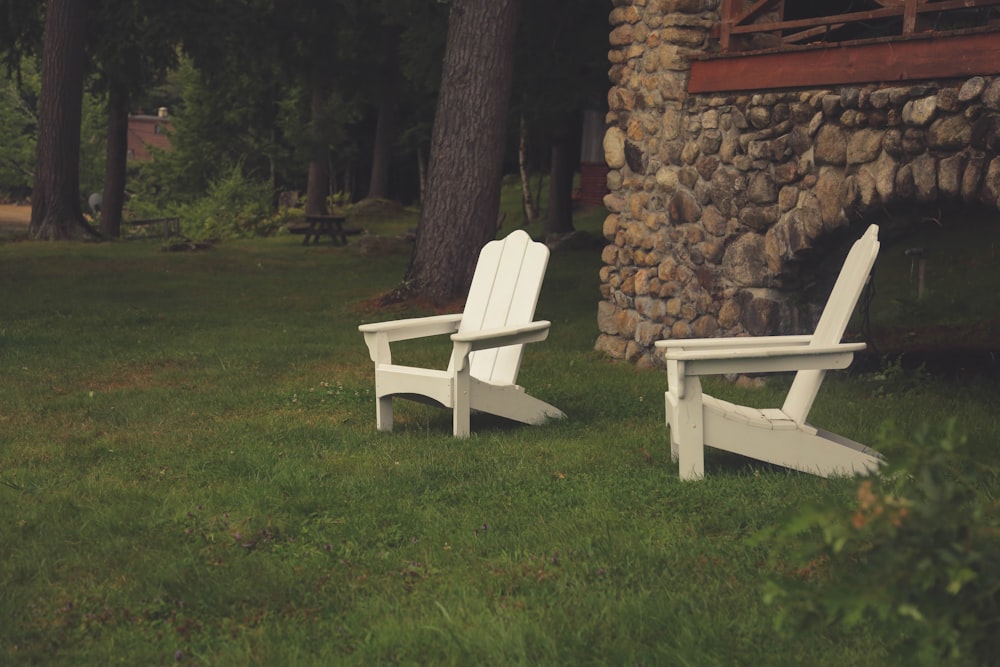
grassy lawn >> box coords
[1,206,998,665]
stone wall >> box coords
[597,0,1000,368]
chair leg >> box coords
[453,368,471,438]
[667,377,705,481]
[664,394,679,463]
[376,396,393,432]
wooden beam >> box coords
[730,7,902,36]
[688,31,1000,93]
[783,23,848,45]
[727,0,1000,38]
[903,0,918,35]
[719,0,734,51]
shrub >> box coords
[177,166,280,240]
[757,421,1000,666]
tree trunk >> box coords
[100,83,129,239]
[544,124,575,236]
[404,0,522,304]
[416,148,426,204]
[366,26,400,201]
[518,113,537,225]
[366,95,395,200]
[30,0,98,241]
[305,160,329,216]
[304,63,331,216]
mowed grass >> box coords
[1,212,998,666]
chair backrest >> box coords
[782,224,880,423]
[455,229,550,386]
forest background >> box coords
[0,0,609,295]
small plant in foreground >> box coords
[756,420,1000,666]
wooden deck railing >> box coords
[716,0,1000,53]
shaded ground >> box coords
[0,204,30,240]
[854,319,1000,379]
[0,204,30,223]
[855,347,1000,379]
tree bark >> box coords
[404,0,522,304]
[366,26,400,201]
[544,123,575,236]
[305,64,331,216]
[366,95,395,200]
[518,113,538,225]
[30,0,99,241]
[416,148,426,204]
[100,83,129,239]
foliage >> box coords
[77,87,108,202]
[127,159,278,241]
[126,144,299,242]
[86,0,183,97]
[125,54,308,212]
[0,58,106,202]
[0,60,38,196]
[0,58,105,200]
[513,0,609,134]
[138,164,278,240]
[276,76,364,187]
[1,0,612,222]
[0,0,43,73]
[757,420,1000,666]
[177,0,365,198]
[162,57,301,193]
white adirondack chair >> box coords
[358,229,565,437]
[655,224,884,480]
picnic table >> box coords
[300,214,349,245]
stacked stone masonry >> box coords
[598,0,1000,368]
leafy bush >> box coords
[176,166,280,240]
[757,421,1000,666]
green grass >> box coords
[1,209,998,665]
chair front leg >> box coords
[376,396,393,432]
[665,395,680,463]
[673,380,705,481]
[667,360,705,480]
[452,365,471,438]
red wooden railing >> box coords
[717,0,1000,53]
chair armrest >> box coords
[665,342,866,377]
[359,313,463,341]
[448,321,551,372]
[359,313,463,364]
[451,320,551,351]
[655,335,814,350]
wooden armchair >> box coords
[656,225,884,479]
[359,230,565,437]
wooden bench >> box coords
[129,217,181,238]
[289,215,360,245]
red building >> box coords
[127,108,173,161]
